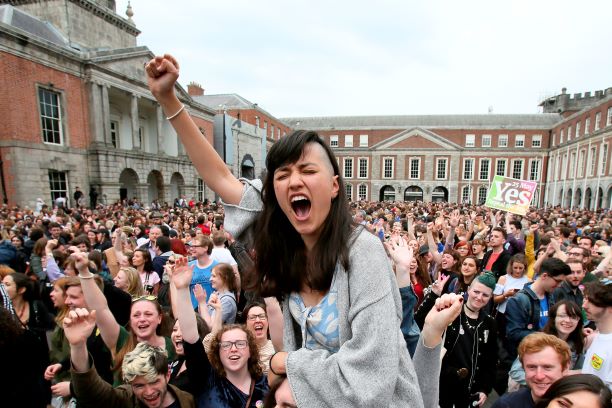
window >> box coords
[264,121,268,133]
[529,159,541,181]
[343,158,353,179]
[560,129,565,144]
[555,156,561,181]
[345,135,353,147]
[110,120,119,148]
[479,158,490,180]
[359,134,368,147]
[568,126,572,141]
[595,112,601,131]
[383,157,394,178]
[138,126,144,149]
[589,147,597,176]
[465,134,475,147]
[575,122,581,138]
[512,160,523,179]
[607,107,612,127]
[461,185,472,204]
[271,124,275,138]
[569,152,576,177]
[515,134,525,147]
[48,170,68,202]
[38,88,63,145]
[255,116,260,127]
[197,178,205,202]
[330,135,338,147]
[532,134,542,148]
[600,144,608,176]
[482,134,491,147]
[577,150,585,177]
[358,158,368,179]
[552,133,556,147]
[409,158,420,179]
[358,184,367,200]
[498,134,508,147]
[561,154,568,180]
[345,183,353,201]
[463,158,474,180]
[496,159,507,176]
[436,158,447,180]
[585,118,590,135]
[477,186,488,204]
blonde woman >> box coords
[113,267,145,297]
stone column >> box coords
[131,95,140,150]
[101,85,111,145]
[88,82,105,144]
[156,105,164,155]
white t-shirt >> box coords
[583,331,612,389]
[210,247,238,266]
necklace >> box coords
[463,314,479,332]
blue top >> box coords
[491,387,534,408]
[189,259,218,309]
[289,271,340,353]
[538,296,549,329]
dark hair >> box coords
[584,280,612,307]
[208,324,262,379]
[413,257,432,288]
[70,234,91,251]
[213,263,238,293]
[263,376,288,408]
[535,374,612,408]
[8,272,36,302]
[242,301,267,323]
[250,130,353,298]
[509,220,522,231]
[491,226,508,240]
[540,257,572,278]
[543,300,584,355]
[194,235,214,255]
[28,228,44,242]
[441,249,461,275]
[130,249,154,273]
[155,236,171,253]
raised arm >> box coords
[169,257,199,344]
[193,284,213,329]
[145,55,243,205]
[73,253,120,351]
[426,222,442,265]
[264,297,284,352]
[64,308,96,373]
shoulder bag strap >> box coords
[244,378,255,408]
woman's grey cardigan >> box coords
[224,179,441,408]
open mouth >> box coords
[143,392,160,406]
[291,195,311,220]
[253,323,265,336]
[228,355,240,361]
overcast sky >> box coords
[116,0,612,118]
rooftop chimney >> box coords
[187,82,204,96]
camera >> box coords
[144,284,154,295]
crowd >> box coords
[0,53,611,408]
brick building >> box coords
[0,0,216,207]
[282,88,612,209]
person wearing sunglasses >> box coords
[74,252,176,386]
[171,256,268,407]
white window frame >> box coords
[555,156,561,181]
[568,126,572,141]
[607,107,612,127]
[600,144,608,176]
[345,134,353,147]
[561,154,568,180]
[345,183,353,201]
[358,157,368,179]
[511,159,524,179]
[358,184,368,200]
[552,133,556,147]
[495,159,507,177]
[330,135,338,147]
[575,122,581,138]
[479,158,490,181]
[48,170,68,203]
[383,157,394,179]
[589,146,597,177]
[569,152,576,178]
[532,134,542,148]
[197,178,205,202]
[465,134,475,147]
[409,157,421,180]
[595,112,601,131]
[585,118,591,135]
[498,134,508,147]
[461,185,472,204]
[435,158,448,180]
[359,134,368,147]
[463,158,474,180]
[560,129,565,144]
[515,134,525,148]
[110,120,119,148]
[38,87,64,145]
[477,185,488,204]
[577,149,586,178]
[529,159,541,181]
[482,134,492,147]
[343,157,353,179]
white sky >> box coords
[116,0,612,118]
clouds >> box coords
[118,0,612,117]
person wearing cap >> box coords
[415,272,498,408]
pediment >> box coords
[373,128,461,150]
